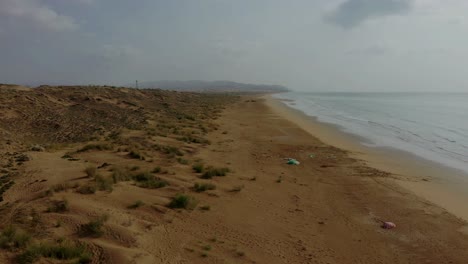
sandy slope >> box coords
[1,91,468,263]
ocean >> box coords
[274,92,468,174]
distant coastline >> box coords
[136,80,289,93]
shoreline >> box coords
[265,94,468,222]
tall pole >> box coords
[136,80,138,89]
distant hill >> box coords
[137,80,289,93]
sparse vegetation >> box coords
[193,183,216,192]
[16,240,92,264]
[79,215,109,237]
[151,166,168,174]
[50,183,73,193]
[168,194,197,209]
[202,245,211,251]
[95,175,113,192]
[84,166,97,178]
[201,167,230,179]
[128,150,145,160]
[0,226,31,249]
[133,172,168,189]
[192,163,204,173]
[78,143,112,152]
[128,200,145,209]
[153,145,184,157]
[111,167,133,183]
[76,184,96,194]
[178,135,210,145]
[47,199,69,213]
[177,158,189,165]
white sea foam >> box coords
[274,92,468,173]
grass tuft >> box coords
[47,199,69,213]
[95,175,113,192]
[201,167,230,179]
[192,163,204,173]
[168,194,197,209]
[16,240,92,264]
[128,150,145,160]
[133,172,168,189]
[193,183,216,193]
[0,226,31,250]
[78,143,112,152]
[79,215,108,238]
[84,166,97,178]
[76,184,96,195]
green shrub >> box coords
[193,183,216,193]
[133,172,152,182]
[128,150,145,160]
[78,143,112,152]
[201,167,230,179]
[168,194,197,209]
[84,166,97,178]
[79,215,108,237]
[47,199,69,213]
[95,175,113,192]
[111,167,133,183]
[177,158,189,165]
[51,183,72,193]
[137,179,168,189]
[132,172,168,189]
[177,136,210,145]
[202,245,211,251]
[151,166,168,174]
[192,164,204,173]
[0,226,31,249]
[76,184,96,194]
[16,241,91,264]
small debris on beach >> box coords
[286,158,300,165]
[381,221,396,229]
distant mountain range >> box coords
[136,80,289,93]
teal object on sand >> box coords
[287,158,300,165]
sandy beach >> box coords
[266,95,468,222]
[1,88,468,263]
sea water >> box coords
[274,92,468,174]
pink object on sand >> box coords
[382,222,396,229]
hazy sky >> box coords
[1,0,468,91]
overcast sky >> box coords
[1,0,468,91]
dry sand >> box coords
[1,89,468,263]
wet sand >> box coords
[266,95,468,222]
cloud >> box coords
[100,44,141,60]
[345,45,389,56]
[213,38,262,60]
[325,0,412,29]
[0,0,78,32]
